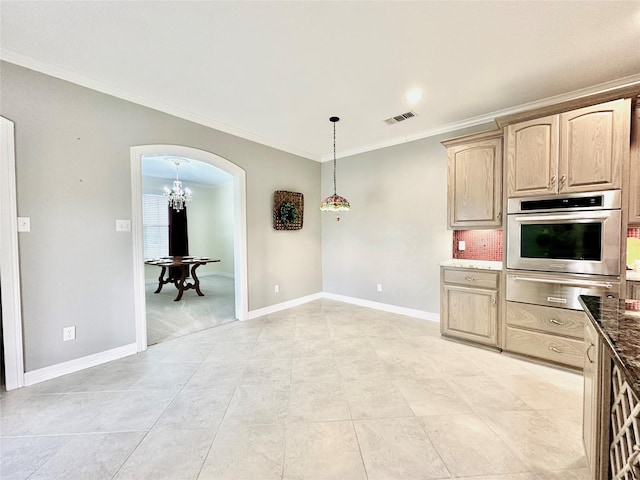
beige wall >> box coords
[1,62,322,371]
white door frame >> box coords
[0,116,25,390]
[130,145,248,351]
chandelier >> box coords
[164,159,192,212]
[320,116,350,220]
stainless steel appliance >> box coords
[507,190,621,277]
[506,271,620,310]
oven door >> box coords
[507,209,621,276]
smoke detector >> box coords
[384,111,417,125]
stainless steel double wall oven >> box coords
[506,190,622,309]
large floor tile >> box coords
[419,414,528,477]
[29,432,144,480]
[446,375,533,414]
[154,386,235,430]
[482,409,588,471]
[283,421,366,480]
[113,427,214,480]
[395,377,472,416]
[0,435,70,480]
[290,356,342,384]
[286,382,351,423]
[354,417,450,480]
[223,384,290,425]
[344,379,413,419]
[199,424,285,480]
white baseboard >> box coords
[247,291,439,323]
[322,293,440,322]
[247,293,324,320]
[24,343,138,386]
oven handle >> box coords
[512,276,614,289]
[512,214,607,222]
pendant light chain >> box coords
[333,120,337,195]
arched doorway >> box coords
[130,145,248,352]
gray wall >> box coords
[1,62,322,371]
[321,125,494,314]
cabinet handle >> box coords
[491,296,496,305]
[549,345,563,354]
[586,343,595,364]
[465,276,475,282]
[548,318,564,326]
[497,211,502,220]
[550,174,557,187]
[559,174,566,186]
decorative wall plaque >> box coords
[273,191,303,230]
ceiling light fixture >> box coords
[320,116,350,221]
[164,158,192,212]
[406,88,423,104]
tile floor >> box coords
[1,299,589,479]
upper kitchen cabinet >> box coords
[629,100,640,225]
[443,130,502,229]
[506,98,631,198]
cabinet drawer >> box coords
[506,302,586,339]
[442,268,499,289]
[504,326,583,369]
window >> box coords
[143,194,168,258]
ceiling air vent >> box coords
[384,111,417,125]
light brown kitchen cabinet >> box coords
[629,281,640,299]
[442,130,502,229]
[629,101,640,224]
[504,301,585,369]
[583,320,605,479]
[506,99,631,197]
[440,267,499,347]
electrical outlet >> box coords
[458,240,466,251]
[274,284,280,293]
[17,217,31,232]
[115,219,131,232]
[376,284,383,292]
[63,326,76,341]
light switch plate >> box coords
[458,240,466,251]
[116,219,131,232]
[17,217,31,232]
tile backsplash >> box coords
[452,230,502,261]
[629,227,640,239]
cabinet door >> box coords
[441,285,498,346]
[629,282,640,300]
[559,99,629,193]
[583,320,600,477]
[506,115,559,197]
[447,138,502,228]
[629,104,640,224]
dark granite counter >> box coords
[579,295,640,396]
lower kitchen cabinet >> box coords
[504,301,586,369]
[440,267,499,348]
[583,320,607,479]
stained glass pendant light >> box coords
[320,116,350,220]
[164,158,192,212]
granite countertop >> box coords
[580,295,640,396]
[439,259,503,271]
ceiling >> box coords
[1,1,639,162]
